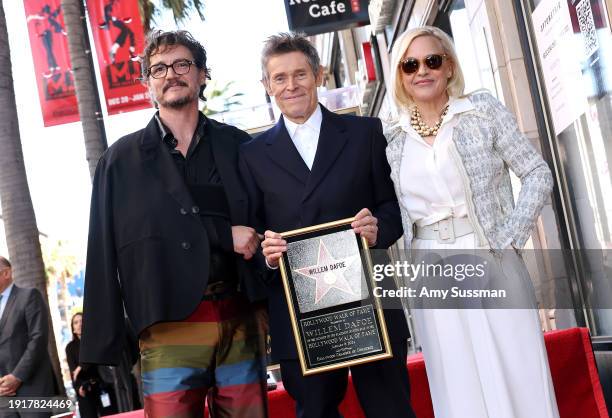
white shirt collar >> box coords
[445,95,475,120]
[0,283,14,319]
[283,104,323,140]
[1,282,13,299]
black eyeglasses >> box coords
[147,59,194,79]
[399,54,447,74]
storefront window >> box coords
[522,0,612,335]
[446,0,496,94]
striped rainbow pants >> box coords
[139,297,268,418]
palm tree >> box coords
[140,0,205,33]
[0,1,65,395]
[61,0,206,181]
[61,0,108,181]
[202,80,245,115]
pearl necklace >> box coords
[410,105,449,137]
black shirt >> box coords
[156,112,237,286]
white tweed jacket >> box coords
[384,91,553,250]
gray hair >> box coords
[0,256,11,269]
[261,32,320,81]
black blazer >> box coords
[81,115,267,365]
[0,285,55,396]
[239,106,408,360]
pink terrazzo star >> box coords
[294,240,358,304]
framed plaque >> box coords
[278,218,392,375]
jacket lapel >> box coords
[140,117,197,213]
[302,106,348,202]
[0,285,18,335]
[264,118,310,185]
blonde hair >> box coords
[390,26,465,114]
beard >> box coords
[155,82,200,109]
[160,92,198,109]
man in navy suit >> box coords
[239,33,416,418]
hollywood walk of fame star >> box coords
[294,239,359,304]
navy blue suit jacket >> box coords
[239,105,408,361]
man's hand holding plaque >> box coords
[263,208,378,268]
[262,231,287,269]
[351,208,378,247]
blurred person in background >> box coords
[66,312,103,417]
[0,256,56,418]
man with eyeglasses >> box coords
[0,256,56,417]
[80,30,268,418]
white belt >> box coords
[415,217,474,244]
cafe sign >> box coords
[284,0,370,35]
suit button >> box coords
[180,208,188,215]
[192,206,200,214]
[181,242,191,250]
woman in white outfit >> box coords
[384,26,560,418]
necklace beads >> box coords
[410,105,449,137]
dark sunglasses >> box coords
[399,54,448,74]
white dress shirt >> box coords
[0,283,14,320]
[283,104,323,170]
[398,97,476,227]
[266,105,323,270]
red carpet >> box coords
[110,328,609,417]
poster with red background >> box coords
[87,0,151,115]
[24,0,79,127]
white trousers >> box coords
[411,234,559,418]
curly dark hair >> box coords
[141,30,211,101]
